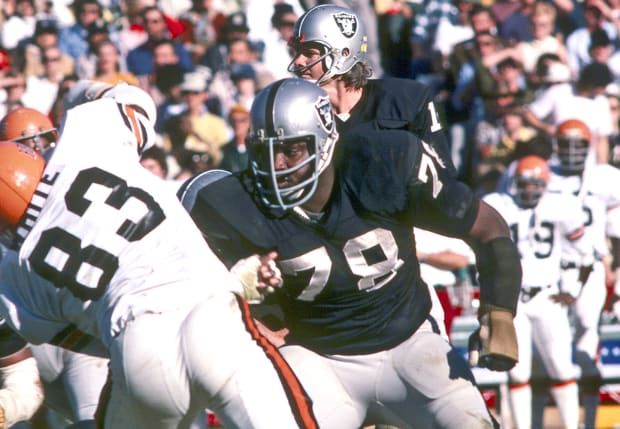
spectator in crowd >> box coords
[178,0,222,63]
[153,63,186,133]
[174,146,214,181]
[482,2,567,79]
[209,37,273,117]
[126,5,193,81]
[57,0,104,62]
[163,71,227,167]
[92,39,139,85]
[74,20,111,79]
[21,45,66,114]
[261,3,298,81]
[566,0,618,76]
[431,0,476,80]
[408,0,461,81]
[587,27,620,81]
[15,18,74,79]
[218,102,250,173]
[497,0,535,44]
[140,144,169,179]
[181,71,227,164]
[0,70,27,118]
[229,62,256,112]
[1,0,37,51]
[524,61,614,164]
[449,30,504,180]
[48,72,78,126]
[197,10,250,76]
[474,104,538,191]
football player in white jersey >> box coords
[0,82,318,428]
[0,105,109,429]
[547,119,620,429]
[484,155,592,429]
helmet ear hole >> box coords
[342,48,350,57]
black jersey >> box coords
[190,130,478,355]
[338,78,456,176]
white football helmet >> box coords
[248,78,338,210]
[287,5,368,85]
[64,80,157,154]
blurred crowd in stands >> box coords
[0,0,619,193]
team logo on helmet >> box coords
[315,95,334,133]
[332,12,357,38]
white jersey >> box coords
[547,164,620,263]
[9,99,241,349]
[483,191,588,288]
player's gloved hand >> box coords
[468,308,518,371]
[230,252,281,303]
[550,292,576,306]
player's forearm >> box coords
[0,350,44,429]
[467,201,521,315]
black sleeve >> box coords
[403,137,479,237]
[376,80,455,178]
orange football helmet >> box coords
[513,155,550,208]
[0,141,45,227]
[556,119,591,174]
[0,107,58,153]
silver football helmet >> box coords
[287,5,368,85]
[248,78,338,210]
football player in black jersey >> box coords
[286,4,457,178]
[180,78,521,429]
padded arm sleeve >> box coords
[473,236,522,316]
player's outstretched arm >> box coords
[465,201,521,372]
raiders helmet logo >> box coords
[332,12,357,38]
[315,95,334,132]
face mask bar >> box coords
[250,134,321,210]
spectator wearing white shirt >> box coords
[525,61,614,165]
[1,0,37,51]
[21,46,65,114]
[260,3,298,81]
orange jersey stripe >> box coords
[122,105,144,150]
[236,295,319,429]
[566,227,585,241]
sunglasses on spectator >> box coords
[42,56,60,63]
[277,21,296,28]
[80,7,100,14]
[231,117,249,124]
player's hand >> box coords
[256,251,282,293]
[0,404,5,429]
[550,292,576,306]
[254,319,289,347]
[468,309,518,372]
[230,252,281,302]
